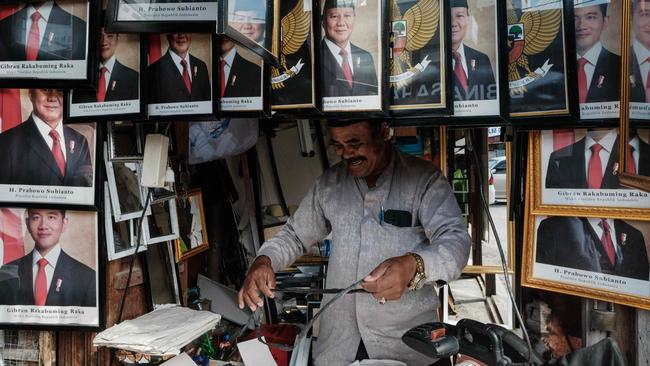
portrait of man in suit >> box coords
[451,0,495,101]
[229,0,266,45]
[0,209,97,306]
[0,89,94,187]
[72,23,139,104]
[545,129,650,189]
[219,39,261,98]
[320,0,378,97]
[631,0,650,103]
[0,1,87,61]
[147,33,212,105]
[536,216,649,281]
[574,3,620,104]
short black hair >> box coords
[26,209,66,219]
[600,4,608,16]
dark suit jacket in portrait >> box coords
[0,2,87,61]
[536,216,649,281]
[72,60,139,103]
[631,49,647,103]
[320,39,378,97]
[0,249,96,306]
[545,136,650,189]
[223,52,261,98]
[147,51,211,104]
[454,45,496,101]
[584,48,621,103]
[0,117,93,187]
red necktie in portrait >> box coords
[645,57,650,103]
[49,129,66,176]
[599,219,616,267]
[26,11,42,61]
[220,59,226,97]
[180,58,192,94]
[628,144,637,174]
[96,66,108,102]
[453,51,468,93]
[339,48,353,89]
[34,258,48,306]
[578,57,588,104]
[588,143,603,189]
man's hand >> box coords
[237,256,275,311]
[361,254,417,302]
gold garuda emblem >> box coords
[507,1,562,95]
[389,0,439,89]
[272,0,310,90]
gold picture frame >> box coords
[173,188,209,263]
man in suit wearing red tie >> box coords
[0,209,96,306]
[0,1,87,61]
[574,3,620,104]
[219,38,261,98]
[450,0,495,101]
[631,0,650,103]
[545,128,650,189]
[0,89,93,187]
[147,33,212,104]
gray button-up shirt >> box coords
[258,147,471,366]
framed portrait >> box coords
[270,0,319,112]
[0,89,97,207]
[531,129,650,219]
[146,33,219,120]
[142,197,179,245]
[66,31,146,122]
[219,38,270,116]
[104,183,145,261]
[319,0,388,114]
[507,0,578,119]
[104,144,148,222]
[389,0,451,115]
[522,214,650,310]
[0,208,101,328]
[219,0,280,66]
[574,0,622,120]
[106,0,218,33]
[143,241,181,309]
[107,121,143,161]
[628,0,650,121]
[173,189,208,262]
[0,0,99,88]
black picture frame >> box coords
[218,0,280,67]
[145,33,221,121]
[65,34,147,123]
[317,0,390,117]
[0,0,100,89]
[0,97,99,209]
[107,121,144,161]
[0,209,103,330]
[507,0,579,125]
[270,0,321,114]
[105,0,219,33]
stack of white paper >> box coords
[93,306,221,356]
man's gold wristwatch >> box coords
[406,252,426,290]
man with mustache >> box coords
[147,33,211,104]
[0,89,93,187]
[238,120,470,365]
[0,209,96,306]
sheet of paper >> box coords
[238,337,278,366]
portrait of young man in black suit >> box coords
[219,38,261,98]
[0,1,87,61]
[0,209,97,306]
[536,216,649,281]
[320,0,378,97]
[147,33,212,104]
[631,1,650,103]
[545,129,650,189]
[72,25,139,103]
[574,3,620,104]
[450,0,495,101]
[0,89,94,187]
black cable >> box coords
[466,133,535,365]
[117,190,152,323]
